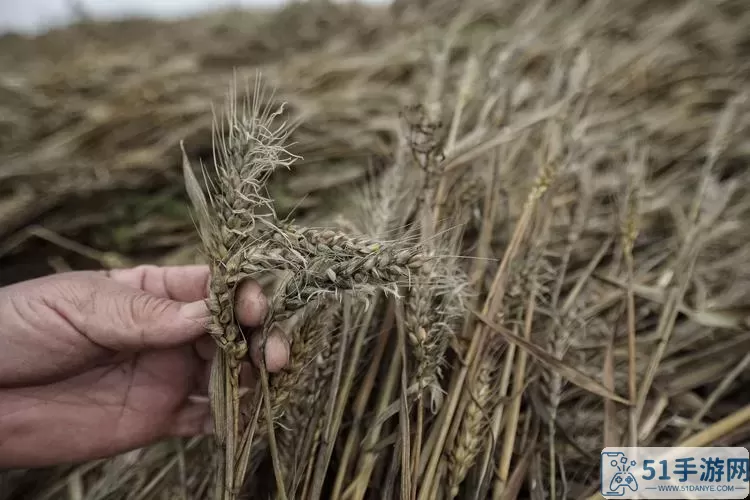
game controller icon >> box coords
[601,452,639,496]
[609,471,638,493]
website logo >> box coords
[601,447,749,499]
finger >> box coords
[249,326,289,373]
[188,386,251,405]
[197,357,216,397]
[110,266,268,327]
[108,265,211,302]
[234,279,268,327]
[194,336,216,362]
[172,401,213,437]
[198,362,212,396]
[52,275,213,351]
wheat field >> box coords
[1,1,750,499]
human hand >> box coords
[0,265,289,468]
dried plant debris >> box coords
[2,0,750,499]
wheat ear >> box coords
[182,78,299,500]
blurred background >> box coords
[0,0,383,33]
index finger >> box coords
[107,265,210,302]
[107,265,268,327]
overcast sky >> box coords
[1,0,379,34]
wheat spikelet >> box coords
[272,304,337,486]
[405,282,435,387]
[447,340,502,498]
[308,320,341,430]
[359,137,420,239]
[405,250,468,410]
[280,226,391,256]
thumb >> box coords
[104,289,212,351]
[40,271,214,352]
[79,279,213,351]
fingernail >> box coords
[188,394,210,404]
[265,329,290,372]
[235,280,268,326]
[180,300,209,322]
